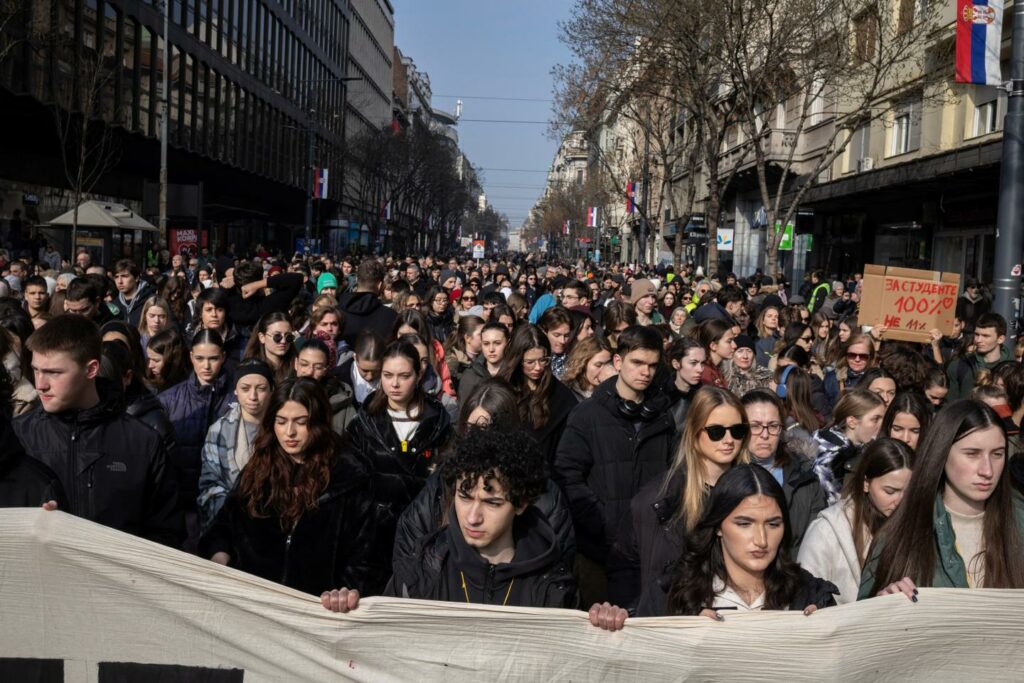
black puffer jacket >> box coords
[347,393,452,498]
[393,466,576,571]
[639,566,838,617]
[337,291,398,347]
[125,389,177,463]
[199,450,387,596]
[226,272,304,330]
[0,413,67,508]
[12,382,183,546]
[158,371,234,510]
[552,376,675,563]
[386,506,578,608]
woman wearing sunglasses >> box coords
[243,312,298,384]
[606,387,749,613]
[498,324,578,466]
[458,289,478,313]
[830,333,876,393]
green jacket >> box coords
[946,346,1014,401]
[858,492,1024,599]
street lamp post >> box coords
[993,1,1024,343]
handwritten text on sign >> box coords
[881,278,957,333]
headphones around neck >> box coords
[618,391,670,422]
[774,368,798,401]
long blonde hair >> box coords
[663,386,750,530]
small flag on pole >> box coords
[380,199,391,221]
[587,206,600,227]
[955,0,1004,85]
[312,168,329,199]
[563,219,571,235]
[626,182,638,214]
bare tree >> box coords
[49,29,123,253]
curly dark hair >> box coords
[442,426,547,509]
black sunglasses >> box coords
[703,424,749,441]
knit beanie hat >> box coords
[317,272,339,294]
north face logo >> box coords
[106,462,127,473]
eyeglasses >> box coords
[702,424,750,441]
[522,356,551,367]
[847,352,870,361]
[800,335,813,342]
[269,332,297,344]
[462,295,476,302]
[749,422,784,436]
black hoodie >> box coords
[386,506,578,608]
[337,291,398,347]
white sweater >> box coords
[797,500,862,604]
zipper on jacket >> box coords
[281,519,299,584]
[485,565,495,603]
[68,428,79,514]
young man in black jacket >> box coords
[13,315,184,547]
[552,325,675,605]
[337,260,398,347]
[321,427,578,612]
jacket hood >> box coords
[0,413,26,472]
[125,389,165,419]
[328,381,355,412]
[337,291,384,316]
[52,378,126,426]
[446,505,560,584]
[692,301,733,324]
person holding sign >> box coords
[946,313,1012,401]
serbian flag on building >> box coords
[312,168,329,199]
[587,206,600,227]
[955,0,1004,85]
[380,199,391,221]
[563,220,571,235]
[626,182,638,214]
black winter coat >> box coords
[347,393,452,508]
[780,455,829,552]
[199,451,387,596]
[393,466,576,572]
[427,308,455,347]
[12,383,183,546]
[0,413,67,508]
[552,376,675,563]
[456,353,495,410]
[608,470,686,612]
[125,389,177,463]
[337,291,398,348]
[528,379,579,466]
[386,506,578,609]
[638,566,837,617]
[158,371,234,509]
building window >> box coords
[808,79,825,126]
[888,95,921,157]
[854,9,878,62]
[890,113,910,156]
[972,86,1001,137]
[847,122,871,173]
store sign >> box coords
[717,229,734,251]
[170,228,200,259]
[774,222,794,251]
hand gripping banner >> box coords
[1,509,1023,681]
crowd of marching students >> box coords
[0,248,1021,628]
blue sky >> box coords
[393,0,573,227]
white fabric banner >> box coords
[1,508,1023,681]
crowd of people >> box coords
[0,246,1021,631]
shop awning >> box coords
[48,201,158,232]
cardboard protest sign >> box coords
[860,264,960,343]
